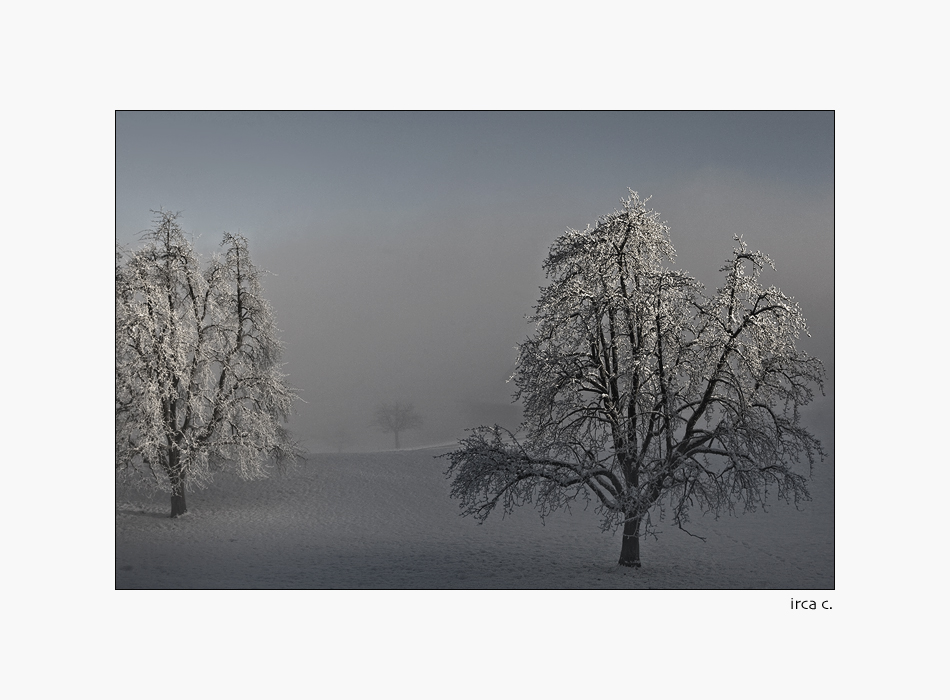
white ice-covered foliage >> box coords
[115,211,299,510]
[445,191,825,566]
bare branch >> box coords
[444,190,825,567]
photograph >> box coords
[115,110,834,589]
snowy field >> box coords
[115,445,834,589]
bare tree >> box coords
[116,210,300,517]
[444,191,825,567]
[373,402,423,449]
[323,425,353,453]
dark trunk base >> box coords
[619,516,641,568]
[170,485,187,518]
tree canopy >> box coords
[445,191,825,567]
[115,210,300,517]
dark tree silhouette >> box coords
[373,402,423,449]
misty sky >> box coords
[116,111,834,453]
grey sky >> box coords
[116,111,833,453]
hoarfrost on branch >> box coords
[115,210,300,517]
[444,191,825,567]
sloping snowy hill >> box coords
[115,446,833,589]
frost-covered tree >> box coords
[445,191,825,567]
[372,402,423,449]
[116,210,300,517]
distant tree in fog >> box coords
[445,191,825,568]
[373,402,423,449]
[115,210,300,518]
[325,426,353,452]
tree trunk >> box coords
[619,514,641,567]
[170,472,187,518]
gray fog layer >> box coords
[116,111,834,454]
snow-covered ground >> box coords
[115,445,833,589]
